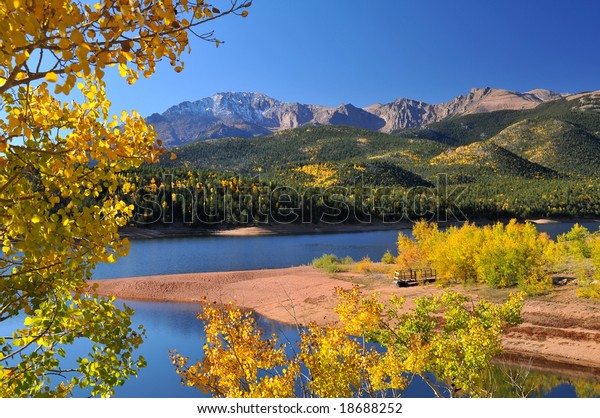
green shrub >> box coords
[518,270,553,296]
[557,223,593,258]
[578,239,600,300]
[577,280,600,299]
[476,221,555,291]
[401,219,557,293]
[340,256,354,265]
[312,254,342,273]
[380,250,396,264]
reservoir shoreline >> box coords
[91,265,600,380]
[119,217,600,240]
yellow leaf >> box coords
[170,152,177,160]
[118,63,127,77]
[70,30,84,44]
[241,10,248,17]
[31,215,41,223]
[122,51,135,61]
[45,72,58,82]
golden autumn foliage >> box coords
[292,163,339,188]
[299,323,405,398]
[380,249,396,264]
[556,224,600,300]
[0,0,251,397]
[0,0,251,92]
[170,302,299,398]
[578,238,600,299]
[334,286,383,336]
[354,256,375,273]
[396,220,556,295]
[398,221,600,300]
[173,287,523,398]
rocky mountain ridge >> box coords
[146,88,568,145]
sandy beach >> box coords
[91,266,600,378]
[91,266,356,326]
[118,222,416,240]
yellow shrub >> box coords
[355,256,375,273]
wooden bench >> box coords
[394,268,437,287]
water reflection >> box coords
[112,299,301,398]
[488,364,600,398]
[114,300,600,398]
[100,222,600,397]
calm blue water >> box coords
[536,221,600,239]
[111,300,302,397]
[108,301,451,398]
[93,229,406,279]
[93,222,600,280]
[93,221,600,398]
[0,298,584,398]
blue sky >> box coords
[105,0,600,116]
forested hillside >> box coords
[121,92,600,225]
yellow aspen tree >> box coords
[0,0,252,397]
[170,301,299,398]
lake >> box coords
[90,221,600,397]
[93,221,600,280]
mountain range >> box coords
[159,89,600,182]
[140,88,600,220]
[146,87,569,146]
